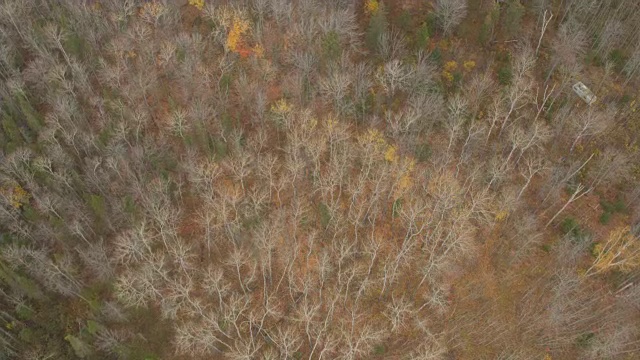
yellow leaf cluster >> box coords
[444,61,458,72]
[438,39,450,51]
[326,117,338,131]
[358,130,417,195]
[359,128,387,149]
[365,0,379,15]
[303,116,318,131]
[384,145,398,162]
[139,1,165,20]
[252,44,264,58]
[1,184,30,209]
[189,0,205,11]
[442,70,454,83]
[592,226,640,273]
[427,170,460,199]
[495,210,508,222]
[113,48,137,61]
[325,116,349,140]
[398,159,415,191]
[271,99,292,116]
[543,355,552,360]
[441,61,458,84]
[226,16,250,52]
[398,174,412,193]
[463,60,476,72]
[220,11,251,52]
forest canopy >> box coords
[0,0,640,359]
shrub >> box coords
[453,70,463,86]
[415,143,432,162]
[426,12,438,36]
[479,4,500,46]
[496,49,511,63]
[599,197,627,224]
[2,111,24,146]
[123,195,136,215]
[392,198,403,218]
[609,49,626,72]
[16,93,43,132]
[479,22,491,47]
[322,31,341,61]
[503,0,525,38]
[599,211,612,224]
[365,1,388,55]
[19,328,35,343]
[620,93,632,104]
[15,304,33,320]
[397,10,412,32]
[415,22,430,50]
[497,65,512,85]
[560,217,580,235]
[318,203,331,228]
[430,48,443,66]
[88,194,106,220]
[213,137,228,159]
[585,50,604,66]
[560,217,590,243]
[576,332,595,348]
[63,32,87,60]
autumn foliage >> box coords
[0,1,639,360]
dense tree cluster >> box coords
[0,0,639,359]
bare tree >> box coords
[272,324,301,359]
[319,70,353,115]
[375,59,414,98]
[174,321,228,356]
[500,46,535,135]
[588,147,630,188]
[545,182,592,228]
[435,0,468,36]
[569,108,612,153]
[536,10,554,55]
[225,152,253,192]
[77,240,114,282]
[444,95,468,155]
[548,21,587,83]
[517,155,547,201]
[339,308,383,360]
[623,41,640,84]
[384,295,414,333]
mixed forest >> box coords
[1,0,640,359]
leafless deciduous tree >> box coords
[2,1,640,359]
[435,0,468,36]
[569,108,612,152]
[536,10,554,55]
[549,21,587,81]
[376,59,414,98]
[500,46,535,136]
[545,182,592,228]
[623,41,640,84]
